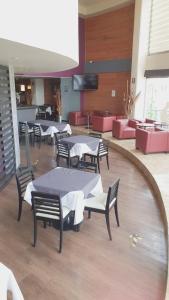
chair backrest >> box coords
[19,122,27,134]
[31,191,62,222]
[57,142,70,157]
[77,161,97,173]
[55,131,69,143]
[16,167,34,199]
[33,124,41,136]
[98,142,108,155]
[89,132,102,139]
[106,179,120,211]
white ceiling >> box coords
[79,0,133,17]
[0,38,78,73]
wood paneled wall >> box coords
[83,4,134,114]
[83,72,130,114]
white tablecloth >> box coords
[61,135,101,158]
[0,263,24,300]
[39,124,72,137]
[28,120,72,137]
[24,168,103,225]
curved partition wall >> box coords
[0,0,79,73]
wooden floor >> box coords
[0,140,167,300]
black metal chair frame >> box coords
[31,191,72,253]
[15,166,34,221]
[54,131,70,144]
[32,124,49,148]
[85,179,120,240]
[84,142,109,173]
[56,142,78,168]
[19,122,34,143]
[77,160,98,173]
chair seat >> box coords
[85,193,116,210]
[28,128,33,133]
[36,205,70,220]
[41,131,49,136]
[123,126,135,132]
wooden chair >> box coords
[88,132,102,139]
[84,142,109,173]
[56,142,78,168]
[31,191,72,253]
[84,179,120,240]
[15,167,34,221]
[77,160,97,173]
[33,124,49,147]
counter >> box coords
[17,106,37,122]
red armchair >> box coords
[69,111,87,126]
[136,128,169,154]
[91,115,116,132]
[112,119,139,139]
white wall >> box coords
[32,79,44,106]
[131,0,151,120]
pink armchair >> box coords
[91,115,116,132]
[112,119,139,139]
[69,111,87,126]
[136,128,169,154]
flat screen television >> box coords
[72,74,98,91]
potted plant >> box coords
[123,80,141,118]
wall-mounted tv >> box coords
[72,74,98,91]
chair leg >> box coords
[33,218,37,247]
[39,136,41,149]
[97,157,100,173]
[114,202,120,227]
[106,154,109,170]
[56,155,60,166]
[17,199,22,221]
[88,210,91,219]
[59,223,63,253]
[105,213,112,240]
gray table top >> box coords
[33,167,100,197]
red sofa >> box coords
[91,115,126,132]
[112,119,140,139]
[69,112,87,126]
[136,128,169,154]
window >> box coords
[149,0,169,54]
[145,78,169,122]
[0,65,15,189]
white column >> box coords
[32,79,44,105]
[9,65,20,168]
[131,0,151,120]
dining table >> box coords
[28,119,72,137]
[24,167,103,226]
[61,135,101,158]
[0,263,24,300]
